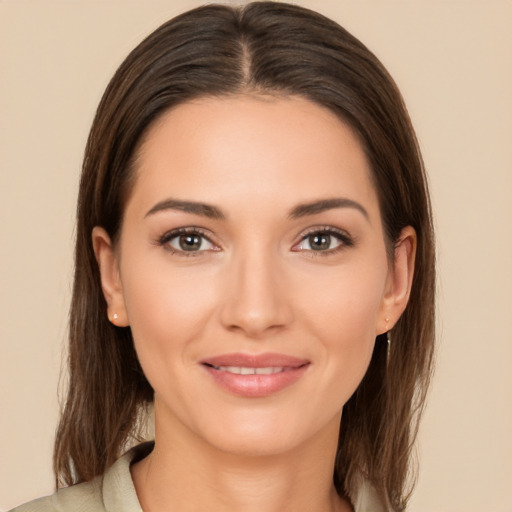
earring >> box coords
[109,313,119,323]
[385,318,391,363]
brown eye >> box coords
[163,230,216,253]
[178,234,203,251]
[308,233,332,251]
[301,232,342,252]
[292,228,352,254]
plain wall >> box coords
[1,1,511,510]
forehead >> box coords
[129,94,379,219]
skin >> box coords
[93,95,416,512]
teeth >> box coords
[256,367,274,375]
[216,366,286,375]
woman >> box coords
[12,2,435,511]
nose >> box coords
[219,248,293,338]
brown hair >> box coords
[54,3,435,510]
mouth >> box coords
[200,353,310,398]
[203,364,297,375]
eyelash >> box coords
[157,226,354,257]
[293,226,354,257]
[158,227,218,257]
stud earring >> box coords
[109,312,119,323]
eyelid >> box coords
[158,226,220,255]
[156,225,353,256]
[292,225,354,253]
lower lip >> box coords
[203,365,309,398]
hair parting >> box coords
[54,4,435,510]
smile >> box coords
[201,353,310,398]
[206,365,294,375]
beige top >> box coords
[10,443,386,512]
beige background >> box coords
[1,1,511,511]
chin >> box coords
[188,404,342,459]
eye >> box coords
[292,228,353,253]
[160,228,217,254]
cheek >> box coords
[120,256,218,357]
[299,259,387,342]
[119,257,222,407]
[295,258,388,394]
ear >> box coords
[92,226,129,327]
[377,226,417,335]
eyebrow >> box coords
[288,198,369,221]
[145,196,369,222]
[145,199,225,219]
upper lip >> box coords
[200,352,310,368]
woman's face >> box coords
[95,95,414,456]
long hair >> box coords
[54,3,435,510]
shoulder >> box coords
[9,442,153,512]
[352,477,389,512]
[9,478,103,512]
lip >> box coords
[200,352,310,398]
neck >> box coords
[131,405,351,512]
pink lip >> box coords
[200,352,310,398]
